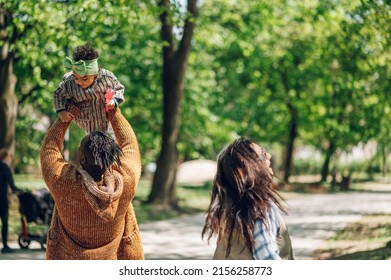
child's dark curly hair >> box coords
[72,42,99,61]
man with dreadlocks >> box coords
[40,104,143,259]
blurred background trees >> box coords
[0,0,389,208]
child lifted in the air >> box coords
[53,42,124,133]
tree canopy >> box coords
[1,0,389,191]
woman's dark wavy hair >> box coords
[202,137,287,257]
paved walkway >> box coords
[284,191,391,259]
[1,190,391,260]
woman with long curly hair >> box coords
[202,137,294,260]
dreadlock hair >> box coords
[202,137,287,258]
[78,130,122,181]
[72,42,99,61]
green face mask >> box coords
[64,56,99,77]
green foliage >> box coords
[313,214,391,260]
[293,158,324,176]
[2,0,390,178]
[14,113,46,172]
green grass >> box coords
[6,175,212,241]
[14,174,48,191]
[312,214,391,260]
[133,180,211,223]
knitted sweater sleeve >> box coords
[108,108,141,192]
[40,118,73,194]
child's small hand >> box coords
[58,111,74,122]
[105,99,115,111]
[105,88,115,112]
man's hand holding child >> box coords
[59,111,75,122]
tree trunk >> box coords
[283,102,297,183]
[382,142,388,177]
[147,63,182,208]
[0,38,18,162]
[147,0,198,210]
[320,141,335,182]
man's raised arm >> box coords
[40,105,79,192]
[107,108,141,182]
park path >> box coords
[1,190,391,260]
[140,190,391,260]
[284,190,391,258]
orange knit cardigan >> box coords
[40,108,144,259]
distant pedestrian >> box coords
[202,137,294,260]
[0,149,20,254]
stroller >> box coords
[17,188,53,250]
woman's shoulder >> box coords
[267,201,281,228]
[268,201,279,213]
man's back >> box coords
[40,108,143,259]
